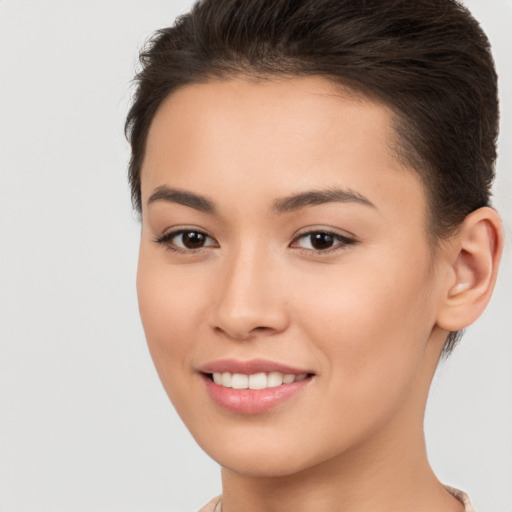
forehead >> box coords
[141,76,426,223]
[145,76,393,168]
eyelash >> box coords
[154,229,357,255]
[154,229,217,254]
[291,230,357,254]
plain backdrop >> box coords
[0,1,511,511]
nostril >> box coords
[253,326,273,332]
[213,324,280,341]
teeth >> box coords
[282,373,296,384]
[249,373,267,390]
[267,372,283,387]
[231,373,248,389]
[211,371,308,389]
[221,372,232,387]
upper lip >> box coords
[198,358,313,375]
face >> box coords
[137,77,448,477]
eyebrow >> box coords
[147,185,376,215]
[147,185,216,213]
[272,187,376,213]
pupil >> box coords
[183,232,205,249]
[311,233,334,250]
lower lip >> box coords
[201,374,312,414]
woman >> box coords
[125,1,503,510]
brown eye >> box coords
[292,231,356,252]
[309,233,335,250]
[155,229,217,251]
[179,231,208,249]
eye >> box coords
[155,229,218,252]
[291,231,356,252]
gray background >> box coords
[0,1,510,511]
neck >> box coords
[220,423,462,512]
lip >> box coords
[198,359,314,415]
[198,358,312,375]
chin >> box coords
[192,426,338,479]
[217,451,315,478]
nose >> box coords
[210,246,290,341]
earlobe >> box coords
[436,207,503,332]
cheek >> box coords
[294,251,436,406]
[136,245,206,379]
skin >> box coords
[137,76,501,512]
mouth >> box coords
[198,359,315,414]
[205,371,310,390]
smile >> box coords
[199,360,314,414]
[211,371,308,389]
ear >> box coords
[436,207,503,332]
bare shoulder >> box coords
[197,496,221,512]
[445,486,476,512]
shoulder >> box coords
[445,486,476,512]
[197,496,221,512]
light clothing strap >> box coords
[198,487,476,511]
